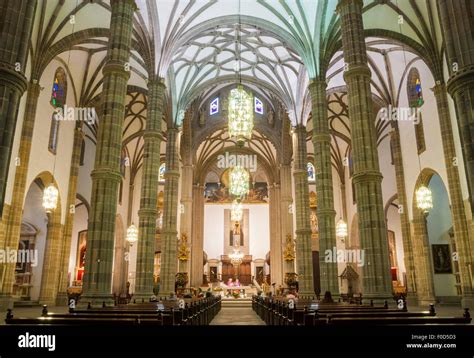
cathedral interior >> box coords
[0,0,473,353]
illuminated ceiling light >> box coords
[231,199,243,221]
[126,224,139,246]
[229,248,244,267]
[229,166,249,197]
[416,185,433,212]
[42,184,59,213]
[228,85,254,146]
[336,218,348,239]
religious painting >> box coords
[75,230,87,283]
[432,244,452,274]
[307,162,316,182]
[205,182,228,202]
[247,182,268,202]
[204,182,268,203]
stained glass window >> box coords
[255,97,263,115]
[307,162,316,182]
[159,163,166,182]
[210,97,219,115]
[50,67,67,109]
[407,67,423,108]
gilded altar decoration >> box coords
[175,272,188,288]
[178,233,190,261]
[284,272,298,288]
[283,234,295,261]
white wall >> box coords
[203,203,270,262]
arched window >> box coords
[49,68,67,154]
[255,97,263,115]
[159,163,166,182]
[407,67,426,153]
[210,97,219,115]
[407,67,423,108]
[307,162,316,182]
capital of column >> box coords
[103,61,132,80]
[90,168,122,183]
[352,170,383,185]
[142,131,162,140]
[336,0,364,13]
[295,228,312,236]
[111,0,138,11]
[161,229,178,237]
[138,208,158,217]
[343,65,371,81]
[431,81,447,96]
[164,169,180,179]
[446,65,474,96]
[308,78,327,93]
[147,77,166,89]
[312,133,331,142]
[0,64,28,94]
[317,208,337,216]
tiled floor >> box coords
[210,307,265,325]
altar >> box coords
[222,285,252,298]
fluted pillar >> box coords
[0,0,37,216]
[0,81,40,310]
[293,125,314,297]
[38,211,63,305]
[134,79,165,299]
[160,128,180,295]
[190,184,205,287]
[337,0,392,301]
[438,0,474,217]
[81,0,136,306]
[269,184,283,286]
[56,126,85,305]
[433,83,474,308]
[390,125,417,302]
[309,79,339,297]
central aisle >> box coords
[210,300,265,325]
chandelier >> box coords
[229,166,249,197]
[416,185,433,212]
[231,199,243,221]
[336,218,348,239]
[229,247,244,267]
[126,223,138,246]
[228,86,254,145]
[42,183,59,212]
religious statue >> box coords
[177,233,190,261]
[283,234,295,261]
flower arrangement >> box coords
[175,272,188,288]
[232,289,241,298]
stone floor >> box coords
[210,307,265,325]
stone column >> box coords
[411,213,436,305]
[160,128,180,295]
[81,0,136,306]
[438,0,474,216]
[134,79,165,299]
[390,124,417,302]
[56,126,85,305]
[293,125,314,297]
[337,0,392,302]
[190,184,205,287]
[179,112,193,277]
[0,0,37,216]
[280,116,295,277]
[38,211,63,305]
[433,83,474,308]
[309,79,339,297]
[269,184,283,286]
[0,81,41,310]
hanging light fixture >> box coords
[228,0,254,146]
[336,218,348,239]
[229,166,249,197]
[231,199,243,221]
[126,223,139,246]
[42,183,59,213]
[416,185,433,212]
[229,247,244,267]
[228,86,254,145]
